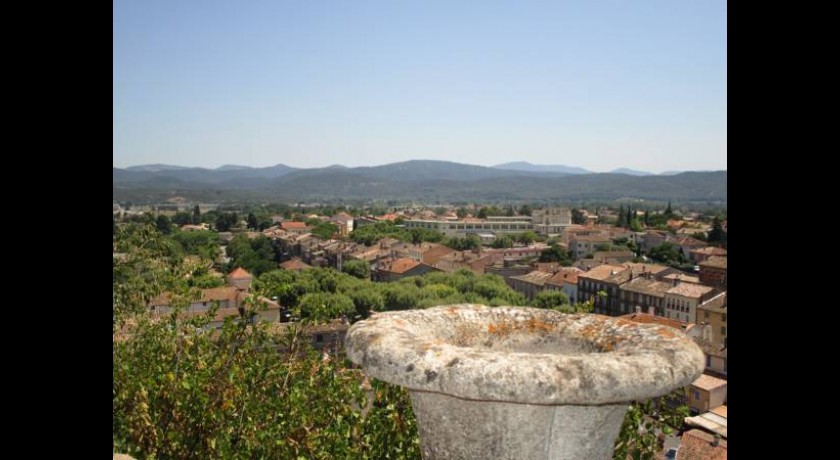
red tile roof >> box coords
[579,264,626,281]
[377,213,400,221]
[280,258,312,271]
[620,312,687,330]
[691,247,728,256]
[700,256,728,269]
[281,221,309,229]
[199,286,240,303]
[692,374,727,391]
[677,429,727,460]
[666,283,714,298]
[228,267,252,279]
[546,271,579,286]
[386,257,420,274]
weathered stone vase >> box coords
[345,304,704,460]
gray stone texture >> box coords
[346,304,704,459]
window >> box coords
[706,355,711,367]
[720,326,727,336]
[704,311,709,319]
[722,314,726,322]
[315,334,324,343]
[693,390,701,400]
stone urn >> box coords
[345,304,704,460]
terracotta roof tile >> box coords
[691,247,728,256]
[620,312,687,330]
[280,221,309,229]
[666,283,714,298]
[621,278,673,297]
[677,429,727,460]
[700,256,728,269]
[280,258,312,270]
[386,257,420,274]
[545,270,579,286]
[579,264,626,281]
[692,374,727,391]
[228,267,252,279]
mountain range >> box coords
[113,160,726,205]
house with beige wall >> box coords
[663,282,716,323]
[688,374,727,414]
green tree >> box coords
[445,234,481,251]
[519,204,533,216]
[155,215,173,235]
[648,242,683,264]
[491,235,515,248]
[226,234,277,276]
[532,290,569,309]
[342,259,371,279]
[246,212,259,230]
[538,244,573,266]
[517,231,537,245]
[170,230,221,261]
[311,221,339,240]
[571,208,586,225]
[192,204,201,224]
[214,212,238,232]
[707,217,727,247]
[113,223,191,319]
[171,211,193,226]
[296,292,356,321]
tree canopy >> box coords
[114,222,694,460]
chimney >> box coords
[635,306,642,314]
[648,306,655,315]
[712,434,721,447]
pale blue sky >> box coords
[113,0,726,173]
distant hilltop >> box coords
[120,160,716,177]
[113,159,726,205]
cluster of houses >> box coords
[154,205,728,457]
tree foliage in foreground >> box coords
[113,312,420,459]
[114,223,691,459]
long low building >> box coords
[404,208,572,237]
[404,218,535,237]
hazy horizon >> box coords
[113,158,725,175]
[114,1,726,174]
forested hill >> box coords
[113,160,726,204]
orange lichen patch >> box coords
[488,321,513,337]
[487,317,558,339]
[522,318,558,334]
[655,327,678,339]
[579,324,603,341]
[393,319,406,326]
